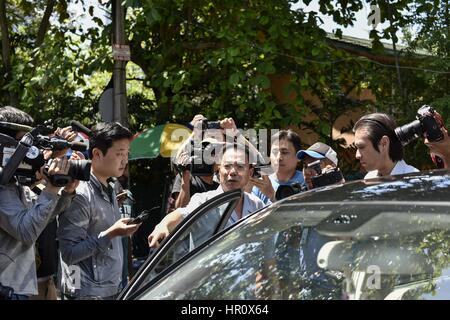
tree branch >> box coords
[0,0,19,106]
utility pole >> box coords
[112,0,129,127]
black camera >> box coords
[275,183,306,201]
[201,120,221,130]
[0,125,91,186]
[44,159,91,187]
[0,282,14,300]
[308,160,344,189]
[176,141,217,176]
[252,164,273,179]
[395,105,444,146]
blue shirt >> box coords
[252,170,305,204]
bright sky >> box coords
[292,1,404,44]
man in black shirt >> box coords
[170,168,219,210]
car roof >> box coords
[279,169,450,205]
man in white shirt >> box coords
[353,113,419,179]
[148,143,265,248]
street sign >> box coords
[112,44,131,61]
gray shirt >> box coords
[58,173,123,298]
[178,186,266,226]
[0,182,73,296]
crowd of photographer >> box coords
[0,107,140,300]
[1,102,449,300]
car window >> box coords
[143,201,232,281]
[121,189,241,299]
[134,202,450,300]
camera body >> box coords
[201,120,221,130]
[252,164,273,179]
[395,105,445,146]
[0,125,91,186]
[275,183,307,201]
[311,168,344,188]
[308,160,344,189]
[176,141,217,176]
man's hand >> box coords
[220,117,239,137]
[43,156,70,193]
[54,126,77,142]
[249,175,275,201]
[62,150,84,194]
[425,128,450,165]
[103,218,141,240]
[190,114,207,141]
[303,167,317,190]
[148,223,170,248]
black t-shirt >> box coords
[171,174,219,197]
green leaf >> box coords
[150,8,162,22]
[256,75,271,89]
[229,73,240,86]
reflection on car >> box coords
[120,170,450,300]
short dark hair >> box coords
[89,122,133,158]
[353,113,403,161]
[0,106,34,137]
[271,130,302,153]
[221,142,253,165]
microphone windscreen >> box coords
[70,141,88,152]
[70,120,92,137]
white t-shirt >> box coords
[364,159,419,179]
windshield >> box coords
[136,199,450,300]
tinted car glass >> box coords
[132,173,450,300]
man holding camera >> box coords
[58,122,140,300]
[0,106,78,300]
[251,130,305,203]
[149,143,265,249]
[425,127,450,168]
[297,142,343,190]
[353,113,419,178]
[170,115,247,211]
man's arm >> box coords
[0,186,66,246]
[147,209,184,248]
[174,172,191,209]
[58,194,140,265]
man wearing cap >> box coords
[297,142,342,190]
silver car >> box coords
[120,170,450,300]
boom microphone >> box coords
[70,120,92,137]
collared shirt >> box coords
[364,160,419,179]
[252,170,305,205]
[178,185,265,226]
[0,182,73,296]
[58,173,123,299]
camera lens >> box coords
[421,115,444,142]
[68,159,91,181]
[394,119,423,146]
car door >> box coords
[118,188,242,300]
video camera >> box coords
[176,140,218,176]
[395,105,446,146]
[308,160,344,189]
[176,119,222,176]
[0,123,91,186]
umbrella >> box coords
[129,123,192,160]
